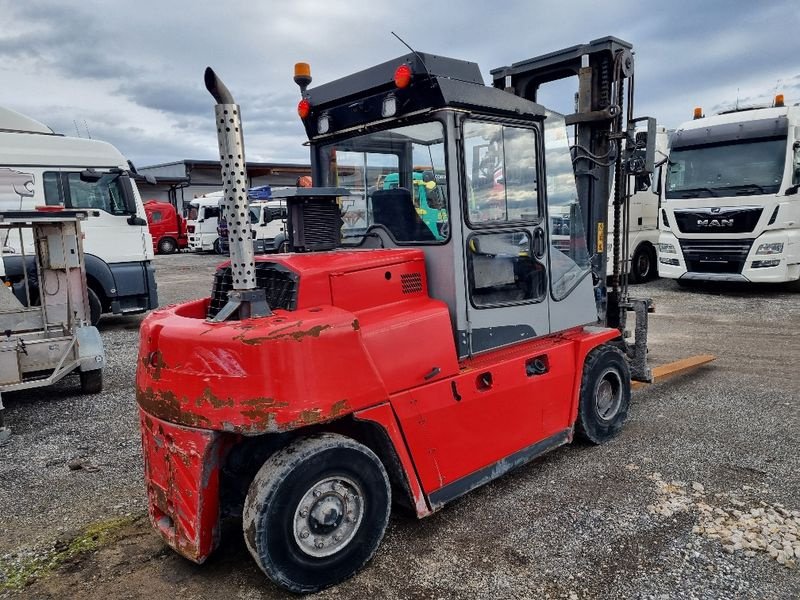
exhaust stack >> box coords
[204,67,269,321]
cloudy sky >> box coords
[1,0,797,168]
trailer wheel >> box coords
[158,237,177,254]
[575,344,630,444]
[87,288,102,326]
[630,244,655,283]
[243,433,391,594]
[79,369,103,394]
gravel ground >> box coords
[0,254,798,599]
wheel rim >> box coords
[594,367,623,421]
[637,252,651,278]
[292,476,364,558]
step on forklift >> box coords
[136,37,711,593]
[0,209,105,443]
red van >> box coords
[144,200,188,254]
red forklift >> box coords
[137,38,677,593]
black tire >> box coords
[630,244,655,283]
[79,369,103,394]
[87,287,102,326]
[213,238,223,255]
[575,344,631,445]
[158,237,177,254]
[243,433,391,594]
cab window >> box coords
[43,171,130,215]
[463,121,539,225]
[467,231,545,307]
[149,210,163,223]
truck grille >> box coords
[679,239,754,274]
[207,262,299,318]
[674,207,763,234]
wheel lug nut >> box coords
[334,534,341,541]
[300,509,308,517]
[315,541,324,549]
[313,490,322,497]
[301,529,309,539]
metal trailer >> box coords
[0,210,104,403]
[135,39,711,594]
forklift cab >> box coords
[301,53,597,357]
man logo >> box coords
[697,219,734,227]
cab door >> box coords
[394,119,571,500]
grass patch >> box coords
[0,515,138,591]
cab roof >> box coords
[301,52,545,139]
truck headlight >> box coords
[755,242,783,255]
[658,242,676,254]
[659,257,679,266]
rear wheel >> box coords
[630,244,655,283]
[79,369,103,394]
[158,237,177,254]
[243,433,391,594]
[213,238,223,255]
[575,344,630,444]
[87,287,102,326]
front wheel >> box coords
[575,344,631,444]
[630,244,655,283]
[158,237,177,254]
[87,287,102,326]
[243,433,391,594]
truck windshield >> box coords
[187,205,199,220]
[666,138,786,198]
[318,120,448,244]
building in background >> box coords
[137,159,311,213]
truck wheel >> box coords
[158,237,177,254]
[87,288,102,326]
[630,244,655,283]
[575,344,630,444]
[79,369,103,394]
[243,433,391,594]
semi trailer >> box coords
[136,38,700,593]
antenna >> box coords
[391,31,434,85]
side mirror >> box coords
[144,174,157,185]
[626,116,656,176]
[634,174,652,192]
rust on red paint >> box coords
[352,319,360,331]
[137,387,212,428]
[233,321,332,346]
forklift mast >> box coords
[491,37,654,331]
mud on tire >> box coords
[575,344,631,444]
[242,433,391,594]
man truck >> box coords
[0,107,157,324]
[658,96,800,288]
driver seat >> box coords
[371,188,436,242]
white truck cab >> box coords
[186,193,222,252]
[0,107,157,323]
[218,199,288,254]
[659,99,800,287]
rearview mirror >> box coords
[79,169,103,183]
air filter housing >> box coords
[271,187,349,252]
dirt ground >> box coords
[1,252,799,599]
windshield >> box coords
[318,120,448,245]
[544,111,590,300]
[249,206,261,224]
[666,138,786,198]
[187,205,199,221]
